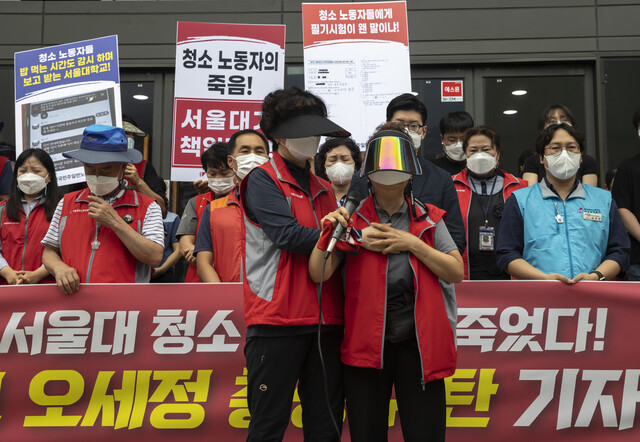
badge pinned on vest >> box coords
[582,208,603,222]
[123,214,134,224]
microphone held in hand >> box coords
[324,191,362,259]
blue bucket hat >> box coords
[63,124,142,164]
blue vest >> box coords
[513,181,611,278]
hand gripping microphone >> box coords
[324,191,362,259]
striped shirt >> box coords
[41,188,164,249]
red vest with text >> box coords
[208,190,243,282]
[0,200,54,284]
[184,190,215,282]
[240,152,343,327]
[452,168,527,279]
[341,196,457,382]
[58,187,154,283]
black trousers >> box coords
[344,340,446,442]
[244,330,344,442]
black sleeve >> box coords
[522,155,542,176]
[611,162,633,210]
[496,193,525,271]
[244,168,321,254]
[579,154,599,176]
[440,177,467,254]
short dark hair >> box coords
[535,122,585,156]
[463,126,502,157]
[632,108,640,130]
[386,93,427,125]
[259,87,328,148]
[538,104,576,130]
[201,142,231,171]
[228,129,269,153]
[315,137,361,178]
[439,111,474,135]
[6,148,59,222]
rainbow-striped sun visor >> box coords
[361,132,422,177]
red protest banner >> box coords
[1,281,639,440]
[0,283,247,442]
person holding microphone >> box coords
[309,123,462,442]
[240,87,350,441]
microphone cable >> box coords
[316,256,342,440]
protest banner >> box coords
[14,36,121,186]
[171,22,285,182]
[1,281,639,441]
[302,1,411,148]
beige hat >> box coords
[122,121,146,136]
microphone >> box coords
[324,191,362,259]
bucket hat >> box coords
[63,124,142,164]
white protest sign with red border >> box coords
[302,2,411,149]
[171,22,285,181]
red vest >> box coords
[207,190,243,282]
[58,187,154,283]
[240,152,343,327]
[184,190,215,283]
[133,160,146,181]
[341,196,457,383]
[452,168,527,279]
[0,200,54,284]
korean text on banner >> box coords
[171,22,285,182]
[1,281,640,441]
[302,1,411,149]
[14,35,121,186]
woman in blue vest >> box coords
[496,123,629,282]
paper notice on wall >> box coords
[302,2,411,149]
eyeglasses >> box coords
[544,144,580,155]
[394,120,424,134]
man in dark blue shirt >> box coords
[349,94,466,254]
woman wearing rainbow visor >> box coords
[309,123,463,442]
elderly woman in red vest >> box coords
[451,126,527,280]
[0,148,58,284]
[310,123,463,442]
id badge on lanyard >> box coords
[479,226,495,251]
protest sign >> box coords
[302,1,411,148]
[171,22,285,181]
[14,36,121,186]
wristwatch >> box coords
[591,270,606,281]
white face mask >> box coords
[369,170,411,186]
[444,141,466,162]
[127,137,135,150]
[545,150,581,180]
[405,129,422,152]
[285,136,321,160]
[17,173,48,195]
[326,162,355,185]
[208,176,235,194]
[467,152,497,176]
[233,153,268,180]
[86,174,121,196]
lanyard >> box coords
[469,176,497,226]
